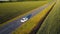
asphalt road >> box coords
[0,2,52,34]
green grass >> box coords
[0,1,48,23]
[37,0,60,34]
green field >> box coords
[37,0,60,34]
[11,2,55,34]
[0,1,48,23]
[0,0,59,34]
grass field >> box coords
[0,1,48,23]
[11,2,55,34]
[37,0,60,34]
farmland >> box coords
[37,0,60,34]
[0,1,47,23]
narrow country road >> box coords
[0,2,52,34]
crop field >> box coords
[0,1,48,23]
[11,2,55,34]
[37,0,60,34]
[0,0,59,34]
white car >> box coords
[20,17,28,23]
